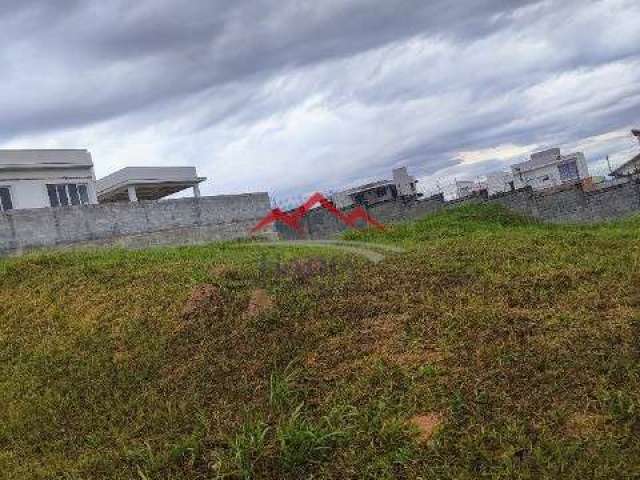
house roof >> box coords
[612,153,640,176]
[96,166,206,202]
[0,149,93,170]
[512,151,585,174]
[512,149,562,172]
[339,179,394,196]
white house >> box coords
[485,171,515,196]
[96,166,206,203]
[611,130,640,178]
[0,149,98,211]
[611,153,640,178]
[330,167,420,209]
[455,180,476,199]
[511,148,589,191]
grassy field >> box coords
[1,204,639,479]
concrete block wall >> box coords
[0,193,274,255]
[584,181,640,221]
[275,179,640,240]
[487,180,640,223]
[2,179,639,253]
[274,195,446,240]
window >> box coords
[376,186,387,198]
[47,183,90,207]
[0,187,13,212]
[558,161,579,181]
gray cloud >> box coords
[1,0,639,197]
[0,0,541,137]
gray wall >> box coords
[276,179,640,239]
[0,193,275,255]
[275,195,446,240]
[490,180,640,223]
[3,178,639,255]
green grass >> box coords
[1,204,640,479]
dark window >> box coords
[78,185,89,204]
[353,192,366,206]
[376,186,387,198]
[558,161,579,181]
[47,184,60,207]
[56,184,69,206]
[68,184,80,205]
[0,187,13,211]
[46,183,90,208]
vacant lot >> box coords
[1,204,639,479]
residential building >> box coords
[331,167,420,209]
[511,148,589,191]
[392,167,419,198]
[611,130,640,178]
[0,149,98,211]
[97,166,206,203]
[485,171,515,196]
[455,180,475,199]
[611,154,640,178]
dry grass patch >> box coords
[409,413,443,443]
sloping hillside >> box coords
[1,204,639,479]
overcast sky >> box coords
[2,0,639,201]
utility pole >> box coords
[606,155,612,174]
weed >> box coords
[276,404,343,472]
[228,419,271,480]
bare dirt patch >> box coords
[245,288,275,318]
[409,413,443,443]
[182,284,225,319]
[278,257,336,283]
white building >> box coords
[485,171,515,196]
[0,149,98,212]
[611,130,640,178]
[0,150,207,212]
[455,180,475,199]
[331,167,419,209]
[511,148,589,191]
[611,154,640,178]
[97,166,206,203]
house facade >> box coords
[331,167,420,209]
[97,166,206,203]
[0,150,98,211]
[455,180,476,199]
[611,154,640,178]
[486,172,515,196]
[511,148,589,191]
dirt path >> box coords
[246,240,405,263]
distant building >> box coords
[331,167,420,209]
[455,180,475,199]
[0,149,98,211]
[611,130,640,178]
[97,166,206,203]
[485,171,515,196]
[511,148,589,191]
[611,155,640,178]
